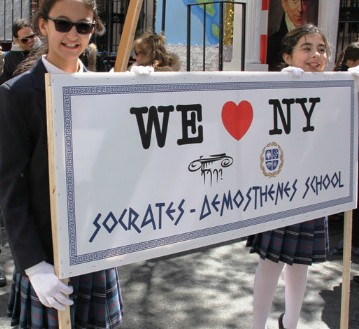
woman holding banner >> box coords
[0,0,124,328]
[247,24,330,329]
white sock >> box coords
[253,258,284,329]
[282,264,308,328]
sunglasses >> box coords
[20,34,36,44]
[47,17,95,35]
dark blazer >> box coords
[267,14,288,71]
[0,59,53,272]
[0,50,29,84]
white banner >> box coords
[46,71,357,278]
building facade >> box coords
[0,0,357,71]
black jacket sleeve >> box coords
[0,61,53,272]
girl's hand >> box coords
[25,261,73,310]
[348,65,359,77]
[281,66,305,78]
[130,65,154,75]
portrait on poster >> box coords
[267,0,319,71]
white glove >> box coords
[26,261,74,310]
[348,65,359,77]
[130,65,154,75]
[281,66,304,78]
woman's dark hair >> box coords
[280,24,330,68]
[15,0,105,75]
[12,18,32,38]
[333,42,359,71]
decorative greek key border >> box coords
[60,80,355,265]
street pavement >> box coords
[1,217,359,329]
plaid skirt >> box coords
[247,217,329,265]
[7,268,124,329]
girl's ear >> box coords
[283,53,292,66]
[38,18,48,36]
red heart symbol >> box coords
[221,101,253,141]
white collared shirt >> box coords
[41,55,84,73]
[285,14,296,32]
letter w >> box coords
[130,105,174,149]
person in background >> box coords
[0,18,41,84]
[248,24,330,329]
[130,31,180,72]
[267,0,311,71]
[0,45,4,74]
[0,0,123,328]
[0,260,6,287]
[0,210,6,287]
[334,41,359,71]
[0,46,6,288]
[0,42,6,282]
[80,42,98,71]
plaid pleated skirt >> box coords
[247,217,329,265]
[7,268,124,329]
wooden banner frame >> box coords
[44,71,358,329]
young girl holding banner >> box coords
[0,0,123,327]
[247,24,330,329]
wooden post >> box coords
[340,210,353,329]
[113,0,144,72]
[45,74,72,328]
[57,279,71,329]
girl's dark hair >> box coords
[333,42,359,71]
[15,0,105,75]
[280,24,330,68]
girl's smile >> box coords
[283,33,328,72]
